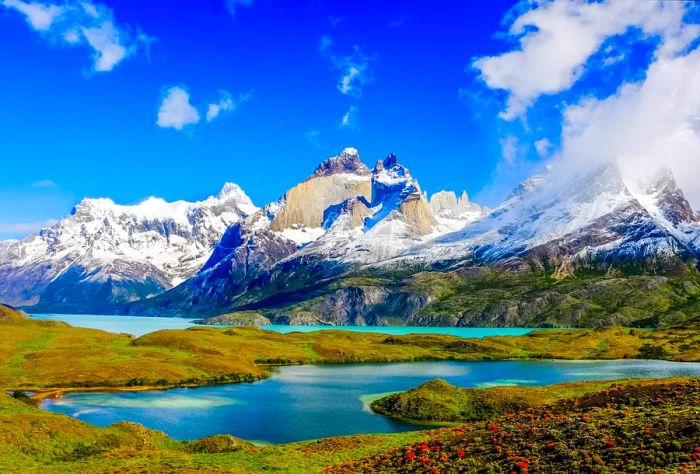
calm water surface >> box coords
[29,313,536,338]
[41,359,700,444]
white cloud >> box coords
[559,44,700,206]
[157,86,201,130]
[1,0,150,73]
[534,138,553,158]
[473,0,696,120]
[206,91,251,122]
[81,22,128,72]
[320,36,376,98]
[340,105,358,129]
[2,0,61,30]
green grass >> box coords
[2,305,700,472]
[330,378,700,473]
[370,377,696,423]
[2,306,700,392]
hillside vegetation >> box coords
[250,266,700,328]
[370,377,690,423]
[1,306,700,392]
[332,378,700,473]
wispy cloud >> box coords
[534,138,553,158]
[2,0,61,30]
[206,91,251,122]
[31,179,56,189]
[499,135,519,166]
[1,0,151,73]
[225,0,253,17]
[158,86,250,130]
[304,129,322,148]
[319,35,376,98]
[340,105,358,130]
[157,86,200,130]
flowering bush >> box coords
[325,379,700,473]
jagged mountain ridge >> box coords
[395,164,700,272]
[0,184,257,311]
[4,147,698,328]
[124,149,487,316]
[166,160,700,327]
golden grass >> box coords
[0,305,699,393]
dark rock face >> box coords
[30,264,169,314]
[308,148,371,179]
[647,167,699,226]
[311,286,429,325]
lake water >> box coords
[29,313,536,338]
[40,359,700,444]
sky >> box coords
[1,0,699,240]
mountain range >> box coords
[2,148,700,328]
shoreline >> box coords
[21,356,700,402]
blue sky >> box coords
[1,0,699,239]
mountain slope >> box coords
[125,150,486,316]
[397,164,699,273]
[233,163,700,327]
[0,184,256,312]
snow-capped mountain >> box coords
[292,153,485,263]
[125,149,486,316]
[7,145,696,325]
[398,163,700,274]
[0,183,257,311]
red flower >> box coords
[420,444,429,452]
[606,440,615,447]
[406,453,416,461]
[643,428,652,436]
[456,449,465,458]
[546,442,555,450]
[489,424,500,431]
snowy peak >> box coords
[404,161,700,270]
[430,190,485,219]
[366,153,436,235]
[70,183,257,226]
[268,149,373,240]
[308,147,371,180]
[0,182,257,308]
[217,182,255,206]
[639,167,699,226]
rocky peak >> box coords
[308,147,371,180]
[372,153,411,183]
[366,153,436,234]
[217,182,253,204]
[429,190,469,212]
[643,167,699,225]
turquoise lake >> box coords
[40,359,700,444]
[29,313,536,338]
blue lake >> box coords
[40,359,700,444]
[29,313,536,338]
